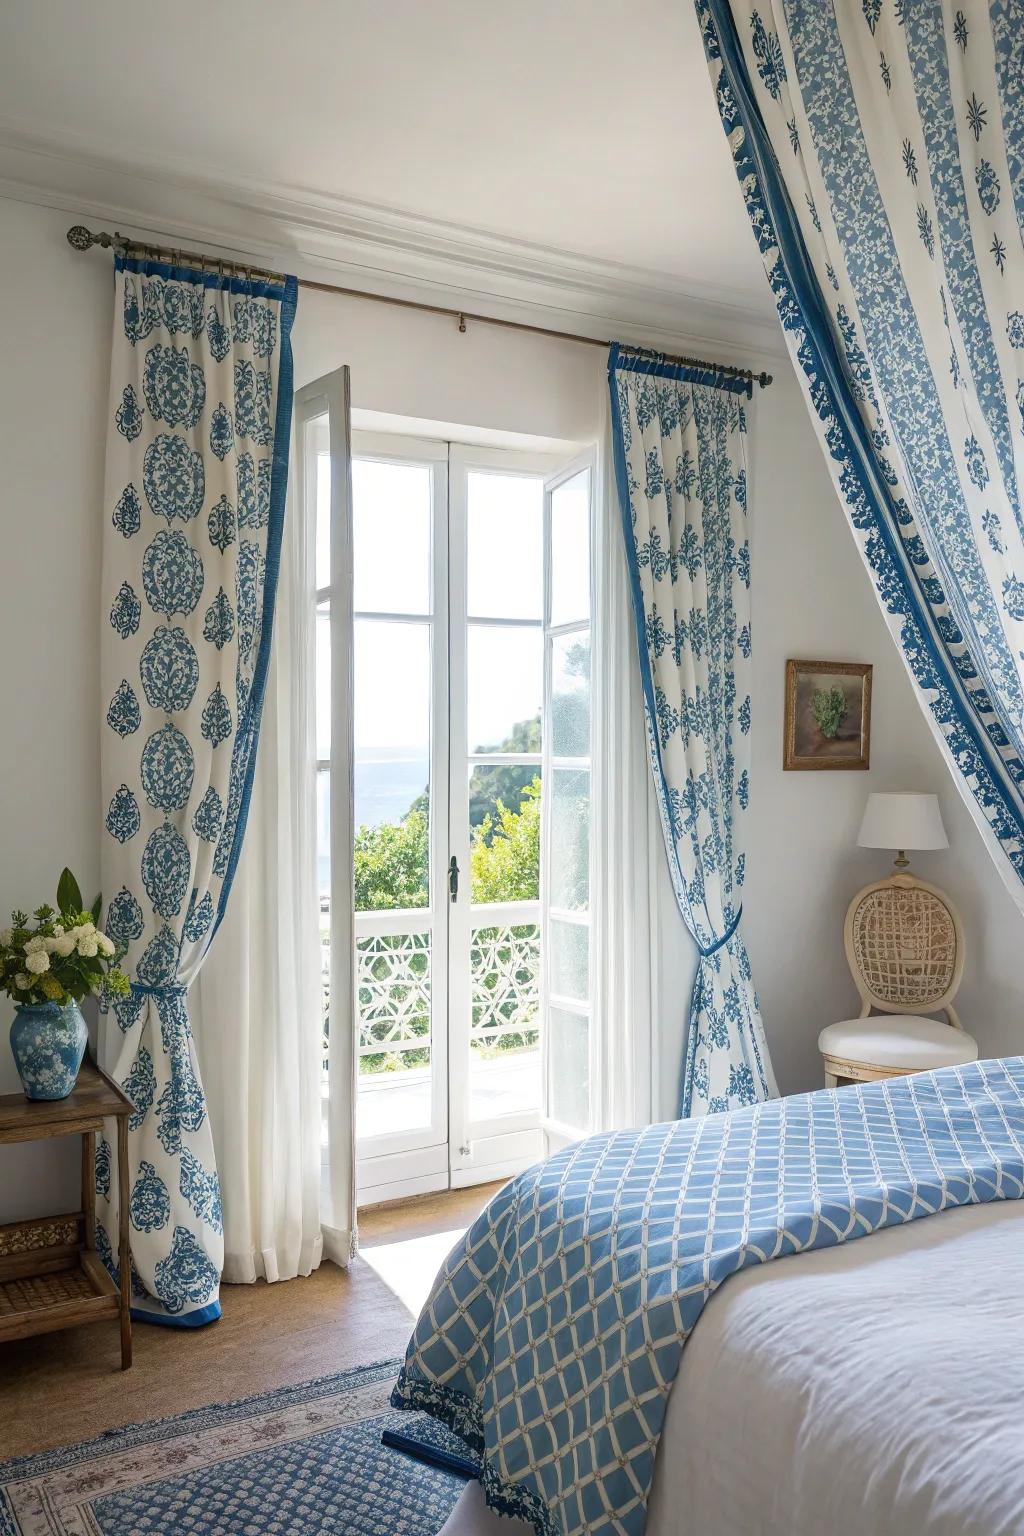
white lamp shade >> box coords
[857,792,948,852]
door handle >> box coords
[448,855,460,903]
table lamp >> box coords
[857,791,948,871]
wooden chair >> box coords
[818,872,978,1087]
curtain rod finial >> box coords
[66,225,95,252]
[66,225,117,253]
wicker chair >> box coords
[818,873,978,1087]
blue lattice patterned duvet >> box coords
[393,1060,1024,1535]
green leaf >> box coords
[90,893,102,925]
[57,868,83,916]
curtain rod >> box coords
[66,224,773,389]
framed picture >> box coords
[784,659,872,771]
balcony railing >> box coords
[321,902,540,1076]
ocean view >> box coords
[319,747,428,896]
[355,746,429,828]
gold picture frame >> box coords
[784,659,872,771]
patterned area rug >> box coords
[0,1359,478,1535]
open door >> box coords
[541,457,596,1149]
[294,368,357,1258]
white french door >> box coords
[346,431,451,1202]
[304,392,596,1204]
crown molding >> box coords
[0,119,785,364]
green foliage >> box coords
[470,779,540,903]
[468,716,540,828]
[57,867,83,917]
[354,809,429,913]
[811,685,847,739]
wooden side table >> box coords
[0,1057,133,1368]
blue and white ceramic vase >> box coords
[9,1000,88,1100]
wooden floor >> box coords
[0,1182,502,1461]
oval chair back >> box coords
[843,872,965,1030]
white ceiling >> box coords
[0,0,769,319]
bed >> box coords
[440,1196,1024,1535]
[393,1059,1024,1536]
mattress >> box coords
[439,1196,1024,1536]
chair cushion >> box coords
[818,1016,978,1071]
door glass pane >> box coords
[317,768,330,1079]
[468,472,542,619]
[353,460,431,615]
[356,929,432,1137]
[354,619,431,909]
[549,918,589,1002]
[315,447,331,590]
[316,605,330,762]
[550,768,590,911]
[317,768,331,905]
[551,470,591,626]
[551,630,590,759]
[469,921,541,1121]
[469,765,541,901]
[468,625,542,754]
[548,1006,589,1131]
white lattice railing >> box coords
[321,903,540,1074]
[470,906,540,1052]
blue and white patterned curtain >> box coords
[98,254,297,1323]
[698,0,1024,909]
[609,346,776,1116]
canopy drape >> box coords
[698,0,1024,909]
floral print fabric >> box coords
[699,0,1024,906]
[98,256,297,1320]
[609,351,776,1116]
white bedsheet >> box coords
[439,1197,1024,1536]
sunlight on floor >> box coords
[359,1227,466,1317]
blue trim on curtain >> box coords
[701,0,1024,852]
[697,905,742,958]
[130,1299,222,1328]
[212,273,299,939]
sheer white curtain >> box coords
[592,378,662,1130]
[193,463,332,1283]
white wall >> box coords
[1,195,1022,1212]
[0,198,110,1216]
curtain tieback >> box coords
[697,906,743,960]
[130,982,188,998]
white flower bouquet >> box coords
[0,868,130,1006]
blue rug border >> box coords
[0,1356,402,1482]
